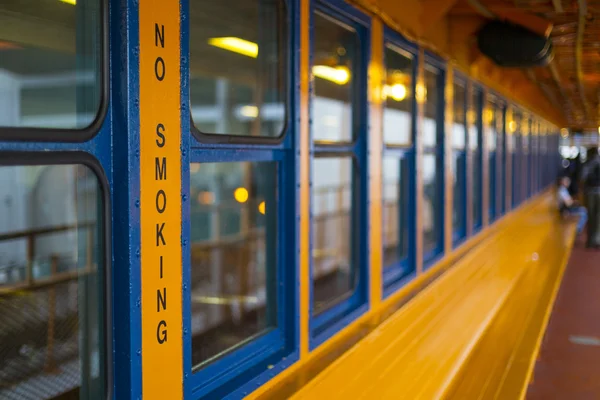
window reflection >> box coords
[453,82,466,150]
[190,161,277,366]
[423,154,441,255]
[0,0,102,130]
[312,157,356,313]
[0,164,105,399]
[190,0,287,137]
[382,156,409,268]
[312,12,358,143]
[423,66,440,148]
[383,45,413,145]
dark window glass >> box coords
[453,151,466,239]
[0,164,105,399]
[311,156,356,313]
[190,0,287,138]
[470,89,482,228]
[312,12,358,143]
[452,80,466,240]
[382,155,409,268]
[383,45,413,146]
[423,153,441,255]
[0,0,103,130]
[190,161,278,366]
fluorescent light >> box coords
[313,65,350,85]
[60,0,76,5]
[239,105,259,118]
[208,37,258,58]
[383,83,407,102]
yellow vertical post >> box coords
[139,1,182,398]
[369,18,384,309]
[415,48,425,274]
[482,90,490,227]
[444,64,454,254]
[299,0,310,359]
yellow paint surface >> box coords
[139,1,182,398]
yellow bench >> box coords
[289,195,576,399]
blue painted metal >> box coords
[308,0,371,350]
[111,0,142,398]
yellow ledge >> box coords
[248,190,565,399]
[287,193,575,398]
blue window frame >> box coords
[308,1,370,347]
[470,84,483,232]
[511,109,522,208]
[182,0,300,397]
[381,29,417,294]
[487,95,497,222]
[499,103,507,215]
[422,55,445,268]
[452,75,467,246]
[522,115,531,201]
[488,95,505,220]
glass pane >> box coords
[312,12,358,143]
[452,152,466,239]
[383,45,413,145]
[487,100,497,151]
[190,0,287,137]
[190,161,278,366]
[312,157,356,313]
[423,153,441,255]
[382,155,409,268]
[453,81,466,149]
[473,151,482,227]
[0,164,105,399]
[423,66,440,148]
[468,88,480,151]
[489,152,496,219]
[0,0,102,130]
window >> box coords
[0,164,106,399]
[487,98,498,221]
[497,104,506,216]
[470,86,482,231]
[383,44,413,146]
[381,41,414,288]
[382,156,410,283]
[422,63,443,263]
[0,0,104,132]
[511,110,522,207]
[312,157,357,313]
[310,8,367,339]
[423,66,440,148]
[423,153,441,256]
[521,115,530,201]
[189,161,277,366]
[312,12,359,143]
[452,80,467,243]
[189,0,287,138]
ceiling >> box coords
[447,0,600,131]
